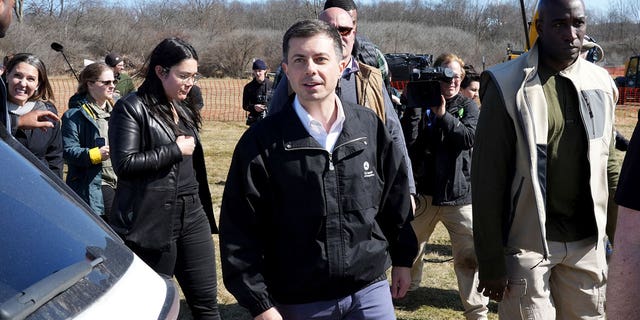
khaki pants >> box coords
[409,194,489,320]
[500,237,607,319]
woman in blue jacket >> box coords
[61,62,117,219]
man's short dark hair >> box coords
[282,19,343,63]
[323,0,357,11]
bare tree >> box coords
[15,0,23,22]
[2,0,637,77]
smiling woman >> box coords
[4,53,63,178]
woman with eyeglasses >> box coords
[108,38,220,320]
[5,53,63,178]
[61,62,117,220]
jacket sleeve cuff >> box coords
[390,222,419,267]
[248,299,276,317]
[477,255,507,281]
[89,147,102,164]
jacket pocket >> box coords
[502,278,538,319]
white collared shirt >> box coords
[293,94,345,152]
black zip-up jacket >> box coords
[107,93,218,251]
[220,101,417,317]
[242,77,273,120]
[401,94,479,205]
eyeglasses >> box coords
[93,79,118,86]
[177,73,202,85]
[337,26,354,37]
[162,67,202,85]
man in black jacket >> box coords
[220,19,417,320]
[401,53,487,319]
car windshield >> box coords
[0,135,121,304]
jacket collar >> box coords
[281,100,368,160]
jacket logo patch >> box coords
[363,161,375,178]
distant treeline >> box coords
[3,0,639,78]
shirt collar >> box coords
[342,56,359,78]
[293,94,345,152]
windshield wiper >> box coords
[0,256,104,320]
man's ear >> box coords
[535,19,542,38]
[338,60,347,74]
[281,62,288,77]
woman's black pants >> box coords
[132,193,221,320]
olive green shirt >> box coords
[538,64,597,242]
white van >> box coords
[0,126,180,320]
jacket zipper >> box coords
[327,137,368,172]
[333,137,367,150]
[581,91,596,138]
[331,136,367,275]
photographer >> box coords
[401,53,486,319]
[242,59,272,126]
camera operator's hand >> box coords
[254,104,266,112]
[430,95,447,118]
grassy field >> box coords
[178,105,639,319]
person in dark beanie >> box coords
[242,58,272,126]
[105,52,135,99]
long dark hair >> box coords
[4,53,55,103]
[137,37,201,132]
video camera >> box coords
[406,66,454,108]
[384,53,454,108]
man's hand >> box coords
[429,95,446,118]
[390,266,411,299]
[254,307,282,320]
[17,110,59,131]
[477,277,508,301]
[254,104,266,112]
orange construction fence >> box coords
[619,87,640,105]
[50,77,250,122]
[48,77,640,119]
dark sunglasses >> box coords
[337,26,353,36]
[93,79,118,86]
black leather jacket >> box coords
[108,93,217,251]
